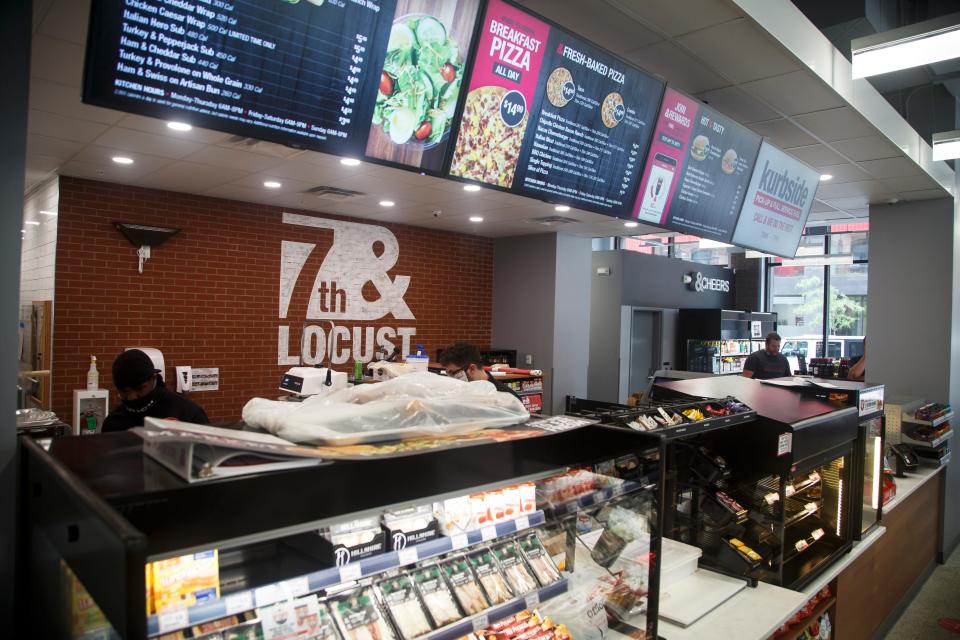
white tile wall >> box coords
[20,176,59,366]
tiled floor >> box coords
[885,544,960,638]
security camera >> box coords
[432,210,442,218]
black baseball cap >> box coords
[112,349,159,390]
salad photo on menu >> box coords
[365,0,483,174]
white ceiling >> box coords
[24,0,952,239]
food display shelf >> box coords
[781,524,830,566]
[901,429,953,450]
[543,479,648,519]
[903,411,953,428]
[148,512,546,636]
[422,578,569,640]
[612,407,757,441]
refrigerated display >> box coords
[19,422,666,640]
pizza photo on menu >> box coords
[448,86,529,187]
[546,67,575,108]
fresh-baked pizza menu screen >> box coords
[633,87,762,242]
[448,0,664,216]
[84,0,399,157]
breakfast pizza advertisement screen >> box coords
[731,141,821,258]
[448,0,665,217]
[633,87,762,242]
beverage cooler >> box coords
[651,376,859,591]
[677,309,777,374]
[19,423,666,640]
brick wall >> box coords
[53,177,493,423]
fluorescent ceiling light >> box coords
[112,156,134,165]
[852,13,960,78]
[340,158,361,166]
[39,210,57,216]
[25,220,40,226]
[263,180,282,189]
[932,130,960,161]
[820,174,833,181]
[780,255,854,267]
[379,200,395,207]
[554,205,570,212]
[463,185,481,192]
[624,221,639,228]
[167,121,192,132]
[469,216,484,223]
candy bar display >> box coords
[411,565,463,628]
[492,542,539,595]
[468,549,514,605]
[441,557,490,615]
[331,588,397,640]
[517,534,561,586]
[377,575,432,640]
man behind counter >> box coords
[742,332,791,380]
[438,342,522,401]
[102,349,210,432]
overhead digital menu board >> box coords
[83,0,482,174]
[633,87,762,242]
[447,0,665,216]
[731,141,820,258]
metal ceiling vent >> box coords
[303,185,366,201]
[527,215,580,226]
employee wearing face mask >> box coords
[438,342,522,401]
[102,349,210,432]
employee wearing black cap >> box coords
[102,349,210,432]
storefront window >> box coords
[829,263,867,358]
[622,235,669,256]
[770,264,825,357]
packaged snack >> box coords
[493,542,539,595]
[331,588,397,640]
[150,550,220,613]
[518,483,536,514]
[468,550,514,605]
[383,505,439,550]
[221,621,264,640]
[412,565,463,628]
[377,575,433,640]
[517,534,561,586]
[257,595,337,640]
[441,557,490,615]
[435,496,474,536]
[471,494,492,527]
[502,486,521,519]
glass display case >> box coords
[19,422,665,640]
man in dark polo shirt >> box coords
[742,332,791,380]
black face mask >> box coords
[122,380,164,414]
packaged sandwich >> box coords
[492,542,539,595]
[331,587,397,640]
[441,557,490,616]
[517,534,561,586]
[377,575,432,640]
[468,549,514,605]
[412,565,463,628]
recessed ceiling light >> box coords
[263,180,282,189]
[469,216,484,223]
[39,210,57,216]
[554,205,570,212]
[112,156,134,165]
[820,174,833,181]
[25,221,40,226]
[463,185,481,192]
[624,221,639,228]
[340,158,362,166]
[379,200,395,207]
[167,121,192,132]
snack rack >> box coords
[19,422,666,640]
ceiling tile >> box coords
[858,157,922,180]
[675,19,801,84]
[814,163,869,184]
[782,144,847,167]
[25,154,63,177]
[698,86,778,124]
[93,127,207,159]
[792,107,878,142]
[880,174,942,193]
[814,180,894,200]
[31,35,84,87]
[184,145,283,173]
[518,0,662,54]
[26,134,84,162]
[115,115,235,145]
[603,0,740,37]
[810,200,839,214]
[137,162,249,192]
[30,79,123,126]
[70,145,173,174]
[59,159,156,183]
[897,189,953,201]
[821,196,870,211]
[624,41,726,94]
[28,110,110,144]
[740,71,846,117]
[37,0,89,45]
[830,136,902,162]
[749,119,818,149]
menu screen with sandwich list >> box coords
[633,87,762,242]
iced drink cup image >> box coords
[637,153,677,223]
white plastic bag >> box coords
[242,372,529,445]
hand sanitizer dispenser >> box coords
[73,389,110,435]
